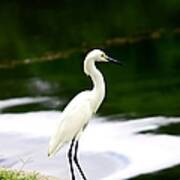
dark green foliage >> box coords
[0,1,179,59]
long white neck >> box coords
[84,58,106,113]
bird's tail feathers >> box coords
[48,139,65,158]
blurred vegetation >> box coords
[0,168,38,180]
[0,1,179,59]
[0,1,180,118]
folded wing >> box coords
[48,91,92,157]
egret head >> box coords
[85,49,122,64]
[84,49,122,76]
[86,49,122,65]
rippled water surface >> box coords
[0,97,180,180]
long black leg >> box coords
[73,140,87,180]
[68,138,75,180]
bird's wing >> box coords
[48,91,92,157]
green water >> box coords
[0,34,180,118]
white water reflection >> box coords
[0,96,62,111]
[0,98,180,179]
[0,97,51,110]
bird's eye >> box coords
[101,54,105,58]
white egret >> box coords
[48,49,122,180]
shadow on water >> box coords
[140,122,180,136]
[130,165,180,180]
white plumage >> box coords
[48,91,93,157]
[48,49,121,180]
